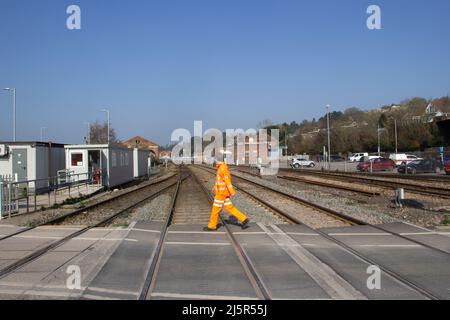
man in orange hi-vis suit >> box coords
[203,161,250,231]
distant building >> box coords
[424,103,447,123]
[159,150,171,159]
[123,136,159,157]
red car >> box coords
[357,157,395,172]
[445,162,450,175]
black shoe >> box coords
[241,219,250,230]
[203,227,217,232]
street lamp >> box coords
[40,127,46,142]
[377,125,387,156]
[326,104,331,170]
[2,88,16,141]
[83,122,91,144]
[389,118,398,154]
[99,108,110,145]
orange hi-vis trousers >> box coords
[207,195,247,229]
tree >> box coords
[88,120,121,146]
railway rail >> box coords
[0,173,177,242]
[195,165,450,255]
[192,165,445,300]
[236,167,380,197]
[140,167,269,300]
[0,172,182,278]
[278,168,450,199]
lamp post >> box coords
[40,127,46,142]
[394,119,398,154]
[83,122,91,144]
[99,108,110,145]
[377,125,387,156]
[326,104,331,170]
[2,88,16,141]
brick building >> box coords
[123,136,159,157]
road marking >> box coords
[262,223,366,300]
[168,231,226,234]
[131,228,161,234]
[83,294,124,300]
[328,233,391,236]
[399,232,438,236]
[287,232,320,236]
[75,237,138,242]
[151,292,258,300]
[8,235,136,242]
[358,244,421,248]
[165,241,230,246]
[12,235,63,240]
[87,286,139,296]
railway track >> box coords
[279,168,450,199]
[0,173,178,242]
[236,167,380,197]
[195,165,362,227]
[140,167,269,300]
[192,165,444,300]
[195,165,450,255]
[0,172,182,279]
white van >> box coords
[389,153,423,166]
[349,153,368,162]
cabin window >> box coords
[71,153,83,167]
[112,151,117,167]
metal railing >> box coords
[0,169,105,220]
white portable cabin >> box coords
[133,148,150,178]
[64,144,134,188]
[0,141,65,190]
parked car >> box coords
[291,158,315,168]
[397,159,438,174]
[389,153,423,166]
[330,155,346,162]
[357,158,395,172]
[360,155,382,162]
[444,161,450,175]
[349,153,368,162]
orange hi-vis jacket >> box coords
[213,162,236,197]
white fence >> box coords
[0,169,104,220]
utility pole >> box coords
[83,122,91,144]
[394,119,398,154]
[2,88,16,141]
[377,124,381,156]
[326,104,331,170]
[40,127,46,142]
[100,109,110,145]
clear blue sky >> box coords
[1,0,449,145]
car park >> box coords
[397,159,438,174]
[357,157,395,172]
[291,158,315,168]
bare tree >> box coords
[88,120,121,146]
